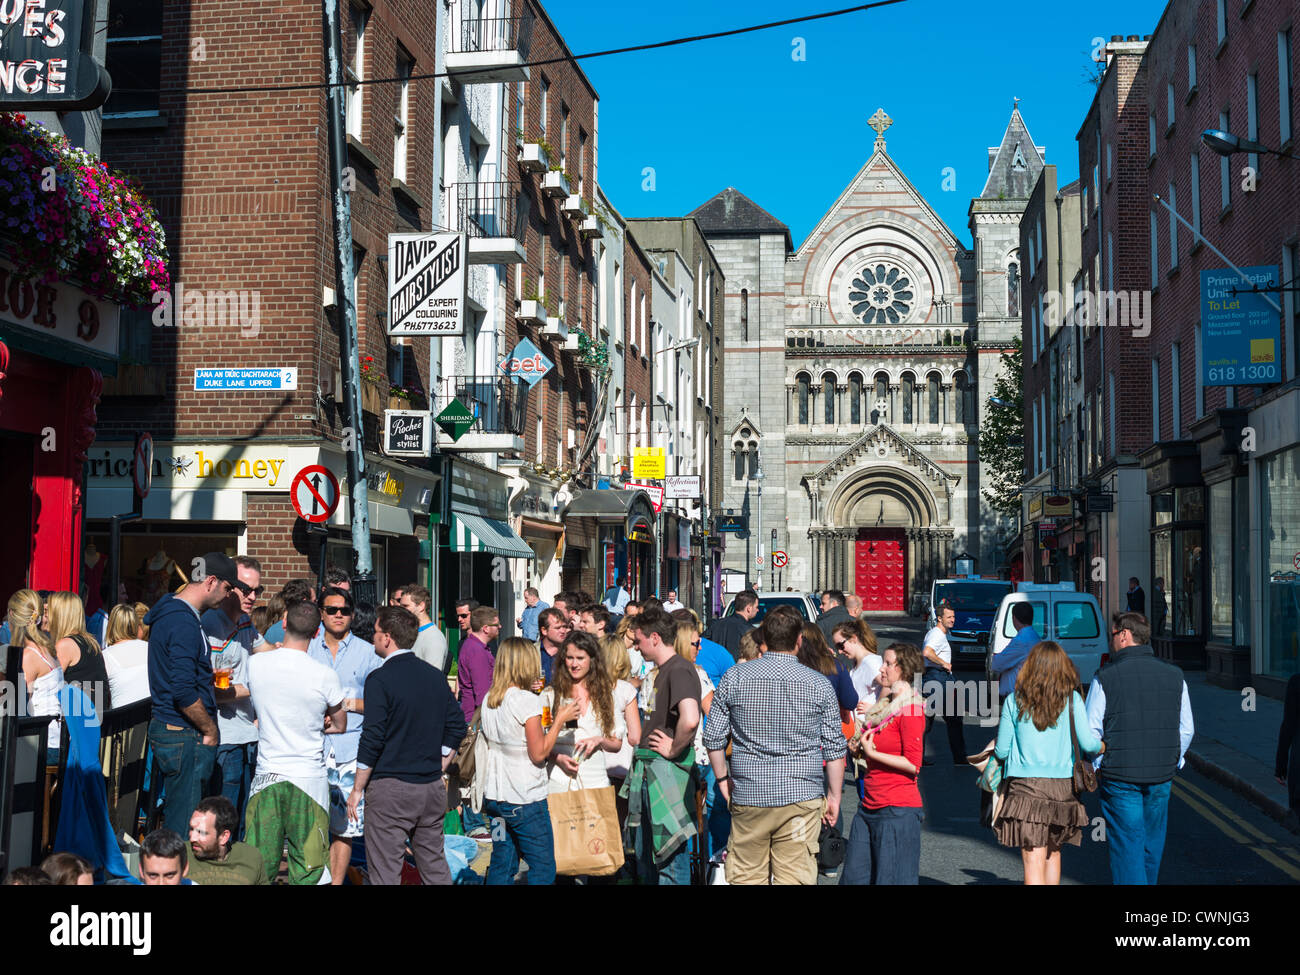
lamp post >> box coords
[1200,128,1298,161]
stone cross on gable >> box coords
[869,108,892,150]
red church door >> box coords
[854,528,908,612]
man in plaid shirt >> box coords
[704,606,845,885]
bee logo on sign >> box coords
[388,232,467,336]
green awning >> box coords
[450,512,534,558]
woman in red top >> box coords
[842,642,926,885]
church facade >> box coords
[692,108,1043,609]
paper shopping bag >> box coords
[547,785,625,877]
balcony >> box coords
[579,215,603,240]
[434,375,526,453]
[517,299,548,327]
[562,194,585,220]
[541,169,569,199]
[518,142,550,174]
[446,9,534,84]
[454,181,526,265]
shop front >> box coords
[83,442,439,604]
[1258,441,1300,690]
[562,487,657,600]
[1140,442,1206,670]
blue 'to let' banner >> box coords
[1200,265,1281,386]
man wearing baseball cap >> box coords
[146,551,241,835]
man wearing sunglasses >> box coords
[308,586,381,884]
[201,555,267,839]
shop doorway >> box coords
[855,528,907,612]
[0,433,36,598]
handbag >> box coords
[817,823,846,870]
[1069,699,1098,794]
[547,783,625,877]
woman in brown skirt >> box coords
[993,641,1105,884]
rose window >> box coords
[849,263,914,325]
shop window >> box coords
[104,0,164,118]
[1150,487,1204,639]
[1261,445,1300,677]
[1209,481,1233,640]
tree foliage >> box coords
[979,337,1025,518]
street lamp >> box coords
[988,396,1015,409]
[1200,128,1298,160]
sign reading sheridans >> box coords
[387,232,467,336]
[0,0,111,110]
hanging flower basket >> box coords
[0,112,169,306]
[575,328,608,373]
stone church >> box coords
[692,107,1043,610]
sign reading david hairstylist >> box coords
[388,232,467,336]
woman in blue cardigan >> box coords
[993,641,1105,885]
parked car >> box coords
[927,578,1013,665]
[721,592,821,624]
[987,583,1107,689]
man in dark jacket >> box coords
[348,606,467,885]
[817,590,853,643]
[704,590,759,661]
[1086,611,1193,885]
[1124,578,1146,615]
[146,551,240,836]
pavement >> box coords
[1182,672,1298,831]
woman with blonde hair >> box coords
[834,618,882,709]
[46,591,111,713]
[132,602,152,640]
[7,590,63,763]
[599,635,642,780]
[103,604,150,707]
[479,637,576,885]
[993,641,1105,885]
[614,614,646,689]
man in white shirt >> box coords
[243,601,348,885]
[399,584,448,672]
[661,589,685,613]
[922,601,966,765]
[602,578,631,617]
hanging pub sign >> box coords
[387,232,467,336]
[0,0,112,111]
[383,409,433,458]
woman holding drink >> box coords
[541,631,626,792]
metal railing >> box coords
[452,8,535,58]
[435,375,526,436]
[454,181,525,242]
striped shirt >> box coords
[702,652,846,807]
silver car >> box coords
[721,592,821,624]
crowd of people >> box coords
[0,562,1266,888]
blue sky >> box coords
[543,0,1172,249]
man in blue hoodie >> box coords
[146,551,240,836]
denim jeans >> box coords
[212,742,256,840]
[149,719,218,838]
[698,764,731,859]
[923,667,967,762]
[632,776,693,885]
[1098,778,1172,885]
[482,798,556,885]
[461,800,488,835]
[840,804,923,886]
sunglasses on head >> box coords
[323,606,353,616]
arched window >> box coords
[740,288,749,341]
[823,373,836,425]
[849,373,862,424]
[927,372,940,424]
[1007,261,1020,317]
[901,372,914,424]
[872,372,889,423]
[797,373,810,425]
[955,372,968,425]
[733,445,746,480]
[748,440,760,478]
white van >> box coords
[986,583,1107,688]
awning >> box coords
[450,513,535,558]
[563,488,656,542]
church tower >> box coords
[969,103,1046,571]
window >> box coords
[1190,153,1202,242]
[927,373,940,424]
[1246,74,1259,177]
[956,373,970,425]
[1171,343,1182,438]
[1168,183,1178,268]
[1167,82,1175,132]
[1108,372,1117,456]
[1055,602,1100,639]
[104,0,163,117]
[1032,400,1040,475]
[849,373,862,424]
[797,374,810,425]
[1106,232,1114,293]
[345,4,368,139]
[578,131,587,196]
[1219,110,1232,211]
[1148,114,1156,158]
[734,445,746,480]
[1151,487,1205,639]
[1259,448,1297,675]
[740,288,749,341]
[901,373,914,424]
[393,51,412,183]
[1216,0,1226,46]
[1037,217,1045,266]
[822,373,836,425]
[748,442,760,479]
[1002,602,1046,638]
[559,104,569,170]
[1007,261,1020,317]
[1106,143,1113,182]
[515,82,525,140]
[1188,44,1197,91]
[1152,356,1161,441]
[1027,234,1035,273]
[539,78,549,136]
[874,373,889,422]
[1281,31,1294,146]
[1150,211,1159,289]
